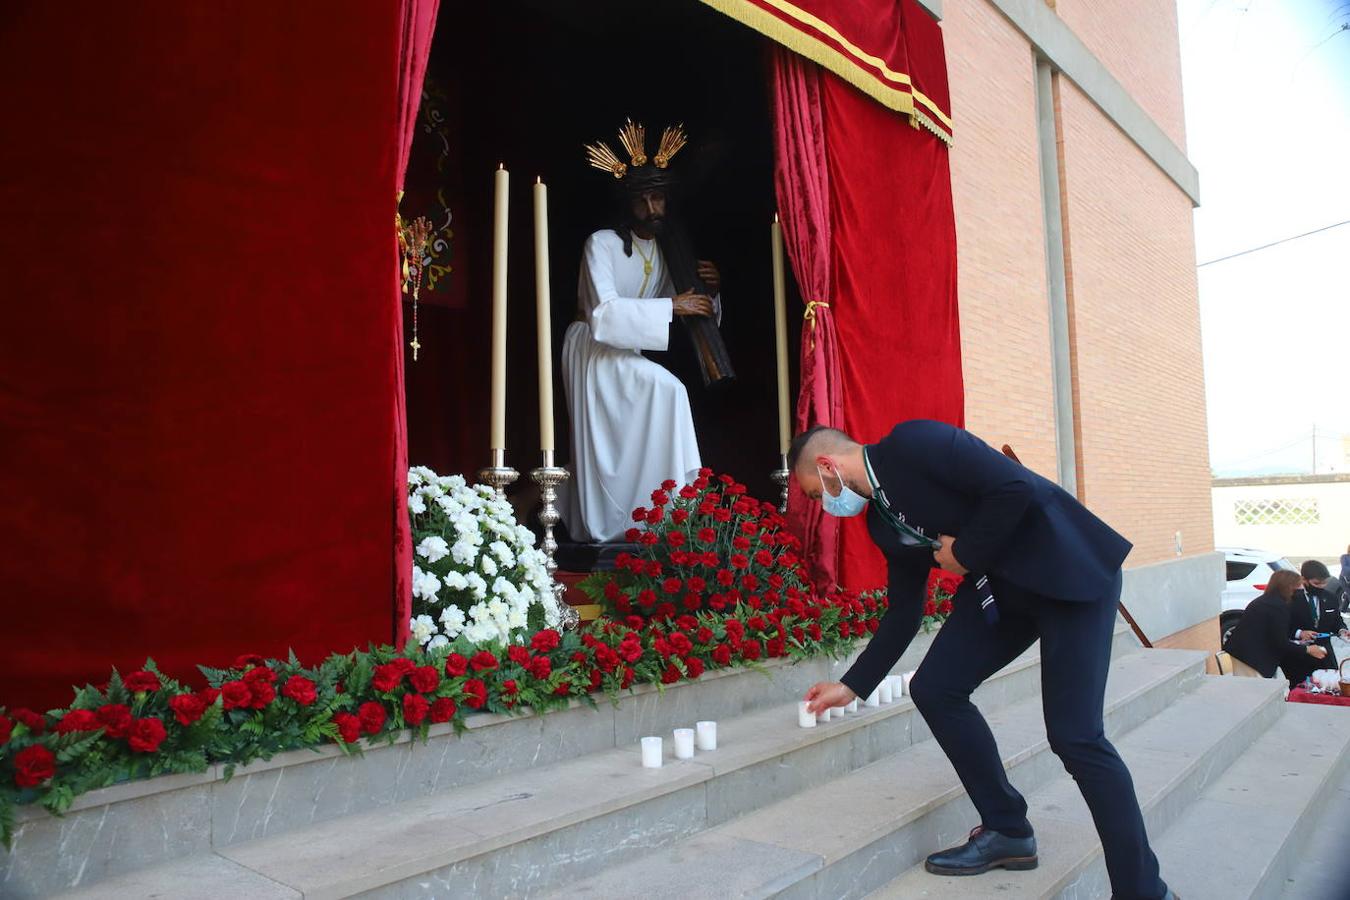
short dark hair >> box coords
[1301,560,1331,581]
[787,425,855,474]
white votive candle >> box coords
[846,699,859,714]
[818,706,832,723]
[641,736,663,768]
[878,680,894,704]
[696,720,717,750]
[865,688,880,708]
[798,701,817,728]
[673,728,695,759]
[903,671,917,696]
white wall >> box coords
[1212,478,1350,559]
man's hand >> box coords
[804,681,856,714]
[934,535,968,576]
[1339,629,1349,641]
[673,290,714,317]
[1308,645,1328,660]
[697,260,721,294]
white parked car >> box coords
[1220,547,1298,647]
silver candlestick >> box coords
[770,454,790,514]
[478,448,519,497]
[531,450,579,631]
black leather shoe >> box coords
[924,826,1039,876]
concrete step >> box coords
[1154,701,1350,900]
[1275,740,1350,900]
[542,648,1208,900]
[866,674,1288,900]
[47,627,1140,900]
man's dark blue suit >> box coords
[839,420,1168,900]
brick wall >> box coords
[943,0,1059,477]
[1053,0,1189,150]
[1055,79,1214,566]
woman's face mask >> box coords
[817,465,868,518]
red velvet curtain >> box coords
[392,0,442,646]
[0,2,414,708]
[823,70,964,589]
[772,48,844,589]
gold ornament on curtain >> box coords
[398,212,433,361]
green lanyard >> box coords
[863,447,941,550]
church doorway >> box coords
[401,0,802,525]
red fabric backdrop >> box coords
[0,3,410,708]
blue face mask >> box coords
[818,466,868,517]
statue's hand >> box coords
[673,291,714,318]
[697,260,721,294]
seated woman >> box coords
[1223,569,1327,684]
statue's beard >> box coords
[634,215,666,237]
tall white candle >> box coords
[673,728,695,759]
[797,701,817,728]
[533,178,554,453]
[641,736,663,768]
[771,216,791,456]
[489,164,510,454]
[696,720,717,750]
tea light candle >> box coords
[673,728,696,759]
[696,720,717,750]
[797,701,817,728]
[864,688,880,708]
[846,699,859,714]
[641,736,663,768]
[817,707,832,723]
[878,680,894,704]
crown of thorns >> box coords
[584,119,688,179]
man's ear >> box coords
[814,454,834,475]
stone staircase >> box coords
[9,624,1350,900]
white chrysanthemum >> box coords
[469,601,491,622]
[486,596,509,619]
[441,474,466,491]
[465,572,488,599]
[514,525,535,546]
[441,570,469,591]
[481,554,498,577]
[490,541,516,567]
[416,535,450,563]
[506,609,527,629]
[451,540,477,566]
[410,614,437,645]
[408,493,427,515]
[411,567,441,602]
[427,634,449,650]
[439,604,466,632]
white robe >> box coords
[560,229,704,543]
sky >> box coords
[1178,0,1350,476]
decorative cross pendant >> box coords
[410,337,421,361]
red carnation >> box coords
[809,623,823,642]
[679,485,698,499]
[589,668,604,691]
[462,678,488,709]
[740,640,764,661]
[697,527,716,544]
[233,653,266,669]
[96,703,133,738]
[731,553,750,570]
[403,693,430,726]
[410,665,441,694]
[55,709,101,734]
[249,681,276,709]
[625,527,642,542]
[637,588,658,608]
[128,717,167,753]
[754,550,774,567]
[124,670,160,693]
[358,701,386,735]
[507,645,531,667]
[651,489,670,506]
[282,675,318,707]
[333,712,361,744]
[502,679,519,697]
[662,576,683,595]
[632,506,648,522]
[724,619,746,641]
[11,708,45,735]
[712,643,733,666]
[528,656,553,680]
[661,478,678,491]
[766,638,787,658]
[671,509,690,525]
[200,687,221,707]
[668,633,693,656]
[220,680,253,710]
[684,656,706,679]
[938,599,953,616]
[666,531,686,548]
[471,651,499,672]
[621,666,637,689]
[0,714,12,745]
[595,645,620,672]
[13,744,56,788]
[531,629,562,654]
[696,626,714,643]
[732,537,751,552]
[924,599,938,617]
[640,531,660,546]
[716,569,735,587]
[644,506,664,524]
[429,697,458,724]
[661,664,682,685]
[619,638,644,664]
[445,653,470,678]
[168,693,209,725]
[244,665,277,685]
[553,682,573,696]
[372,662,406,692]
[713,508,732,523]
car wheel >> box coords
[1220,614,1242,648]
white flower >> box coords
[465,572,488,599]
[441,570,469,591]
[469,601,491,623]
[507,609,527,629]
[427,635,450,650]
[416,536,450,563]
[408,493,427,515]
[481,554,498,577]
[411,567,441,602]
[410,614,437,645]
[490,541,516,567]
[451,540,478,566]
[439,604,466,633]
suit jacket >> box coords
[1223,591,1307,679]
[840,420,1133,699]
[1288,586,1343,672]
